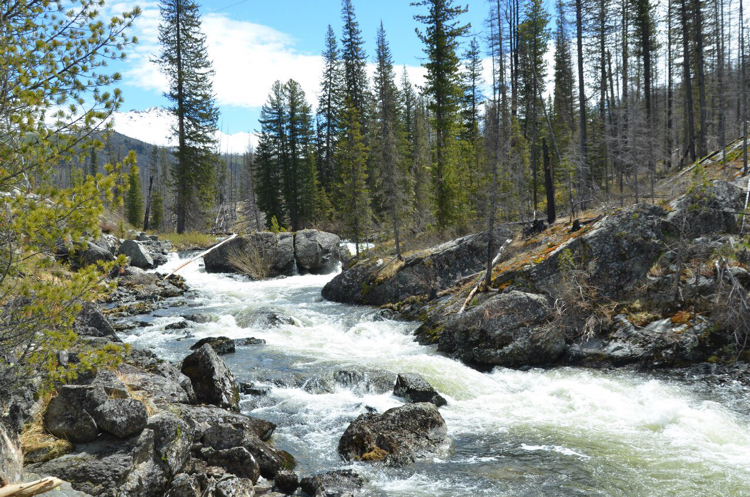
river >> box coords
[123,253,750,496]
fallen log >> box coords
[0,477,64,497]
[162,233,238,280]
[458,239,512,314]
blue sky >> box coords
[108,0,496,136]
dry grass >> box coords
[225,242,274,280]
[21,393,74,464]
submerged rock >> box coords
[181,345,240,410]
[338,403,448,466]
[333,367,396,394]
[393,373,447,407]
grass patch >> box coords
[161,232,217,251]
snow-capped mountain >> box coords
[110,107,256,154]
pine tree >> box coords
[151,191,164,230]
[413,0,471,229]
[156,0,219,233]
[336,99,371,257]
[317,25,344,192]
[374,23,408,256]
[552,0,575,143]
[284,79,317,229]
[255,81,287,228]
[89,147,99,177]
[340,0,369,119]
[401,71,433,229]
[126,164,144,227]
[461,37,485,214]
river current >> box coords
[124,253,750,496]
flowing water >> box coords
[124,253,750,496]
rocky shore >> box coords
[323,179,750,376]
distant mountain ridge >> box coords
[109,107,256,154]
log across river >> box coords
[120,253,750,496]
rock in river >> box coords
[338,403,448,466]
[181,345,240,411]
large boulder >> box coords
[204,232,295,277]
[71,240,116,270]
[167,404,293,479]
[29,419,192,497]
[199,447,260,483]
[300,470,364,497]
[119,240,155,270]
[427,290,565,368]
[294,229,342,275]
[565,315,716,367]
[181,345,240,410]
[323,227,512,306]
[393,373,447,407]
[93,399,148,439]
[43,385,109,444]
[117,363,194,405]
[74,302,121,342]
[338,403,448,466]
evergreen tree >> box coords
[413,0,471,229]
[340,0,369,120]
[374,23,408,256]
[552,0,575,141]
[126,164,144,227]
[317,25,344,191]
[519,0,551,216]
[461,37,485,214]
[151,191,164,230]
[336,99,371,257]
[401,71,433,229]
[89,147,99,177]
[156,0,219,233]
[255,81,287,228]
[284,79,317,229]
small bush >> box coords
[161,232,216,251]
[226,242,273,280]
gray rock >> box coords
[117,363,193,404]
[167,404,291,479]
[338,403,448,466]
[71,240,116,269]
[208,476,255,497]
[191,337,236,355]
[119,240,155,269]
[273,470,299,494]
[333,367,396,394]
[93,399,148,439]
[240,337,267,346]
[431,291,565,368]
[204,232,295,277]
[200,447,260,483]
[78,369,130,399]
[322,227,512,306]
[185,314,213,324]
[303,377,335,395]
[300,470,364,497]
[74,302,121,342]
[667,180,745,236]
[565,315,715,367]
[181,345,240,410]
[294,230,342,275]
[43,385,109,444]
[393,373,447,407]
[235,308,296,328]
[29,426,180,497]
[166,473,201,497]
